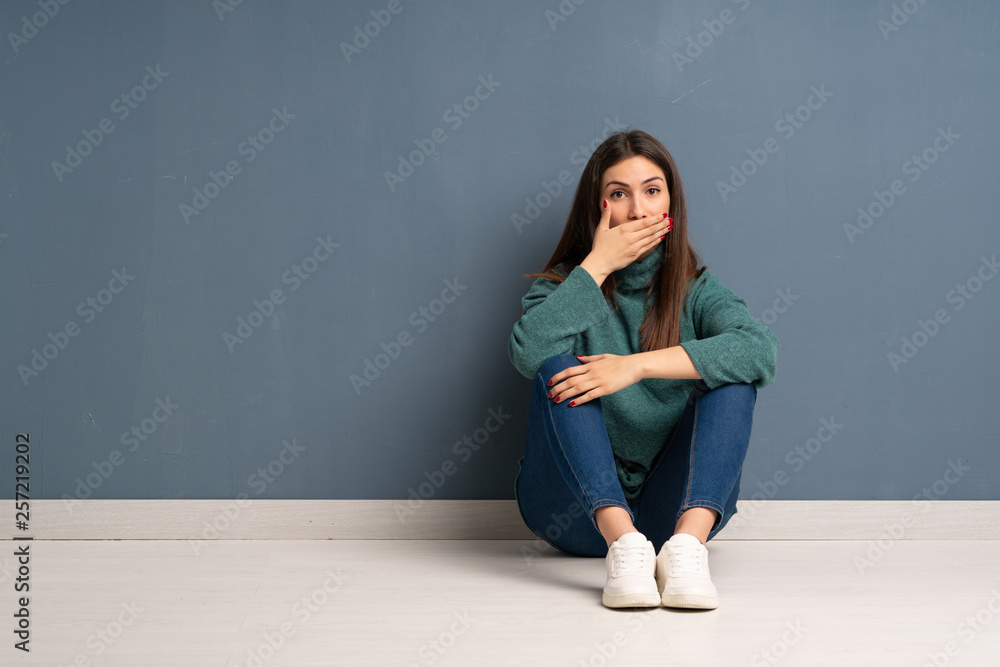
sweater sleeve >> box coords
[678,272,779,390]
[508,265,614,379]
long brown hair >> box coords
[522,129,705,351]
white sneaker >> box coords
[656,532,719,609]
[602,532,660,608]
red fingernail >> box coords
[662,213,667,218]
[568,401,576,407]
[547,379,553,386]
[554,396,561,403]
[667,224,673,231]
[668,217,673,223]
[603,199,607,209]
[547,391,552,398]
[660,235,665,240]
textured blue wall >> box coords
[1,0,997,501]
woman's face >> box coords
[600,155,671,262]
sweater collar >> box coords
[614,247,663,291]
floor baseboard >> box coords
[13,499,999,541]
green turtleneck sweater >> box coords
[508,247,778,500]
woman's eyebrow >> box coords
[604,176,665,189]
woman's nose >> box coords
[629,200,645,219]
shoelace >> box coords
[609,543,652,577]
[667,544,709,578]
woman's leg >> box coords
[514,354,634,558]
[633,381,757,549]
[632,380,757,609]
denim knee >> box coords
[706,382,757,410]
[536,354,581,385]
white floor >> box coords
[7,539,1000,666]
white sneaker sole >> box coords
[660,591,718,610]
[655,554,719,609]
[602,591,662,608]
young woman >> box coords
[508,129,778,610]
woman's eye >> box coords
[647,188,660,196]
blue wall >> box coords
[1,0,997,502]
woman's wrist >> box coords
[631,351,651,382]
[579,255,609,287]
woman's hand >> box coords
[586,199,672,276]
[546,353,644,407]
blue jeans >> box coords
[514,354,757,557]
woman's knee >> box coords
[704,382,757,413]
[536,354,581,386]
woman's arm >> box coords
[674,272,779,389]
[634,345,702,381]
[507,265,613,379]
